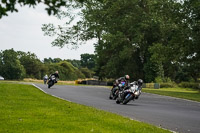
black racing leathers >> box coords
[112,77,129,95]
[49,73,59,83]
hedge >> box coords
[160,83,177,88]
[178,82,200,90]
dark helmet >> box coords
[125,75,130,80]
[137,79,143,86]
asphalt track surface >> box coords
[34,84,200,133]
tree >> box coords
[180,0,200,81]
[18,51,44,79]
[48,61,85,80]
[67,59,81,68]
[0,49,25,80]
[43,57,54,64]
[0,0,88,19]
[53,58,63,63]
[42,0,200,82]
[80,53,96,70]
[80,67,94,78]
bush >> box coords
[160,83,177,88]
[155,77,163,83]
[80,68,94,78]
[155,77,172,83]
[178,82,200,90]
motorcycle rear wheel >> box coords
[48,84,51,88]
[116,99,120,104]
[48,81,53,88]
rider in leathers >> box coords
[123,79,143,100]
[48,71,59,83]
[110,75,130,99]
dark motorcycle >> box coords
[109,81,126,100]
[44,78,48,84]
[116,83,141,104]
[47,75,56,88]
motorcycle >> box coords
[43,75,48,84]
[44,78,48,84]
[116,83,141,104]
[109,81,126,100]
[47,75,56,88]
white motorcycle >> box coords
[116,82,141,104]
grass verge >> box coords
[142,87,200,102]
[0,82,170,133]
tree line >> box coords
[42,0,200,83]
[1,0,199,83]
[0,49,95,80]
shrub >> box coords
[155,77,172,83]
[155,76,163,83]
[80,68,94,78]
[160,83,177,88]
[178,82,200,90]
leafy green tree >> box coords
[48,61,85,80]
[80,67,94,78]
[0,49,25,80]
[80,53,96,70]
[0,0,88,19]
[43,57,54,64]
[43,57,63,64]
[42,0,200,82]
[180,0,200,81]
[53,58,62,63]
[18,51,44,79]
[67,59,81,68]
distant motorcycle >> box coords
[47,75,56,88]
[43,75,48,84]
[109,81,126,100]
[116,83,141,104]
[44,78,48,84]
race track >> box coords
[34,84,200,133]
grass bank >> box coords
[143,87,200,102]
[0,82,170,133]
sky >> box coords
[0,4,95,60]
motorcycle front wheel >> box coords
[48,81,53,88]
[123,94,134,104]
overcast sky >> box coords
[0,4,95,60]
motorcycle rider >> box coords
[48,71,59,83]
[130,79,143,99]
[110,75,130,99]
[115,75,130,88]
[119,79,143,102]
[43,74,48,84]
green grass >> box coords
[0,82,170,133]
[143,87,200,102]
